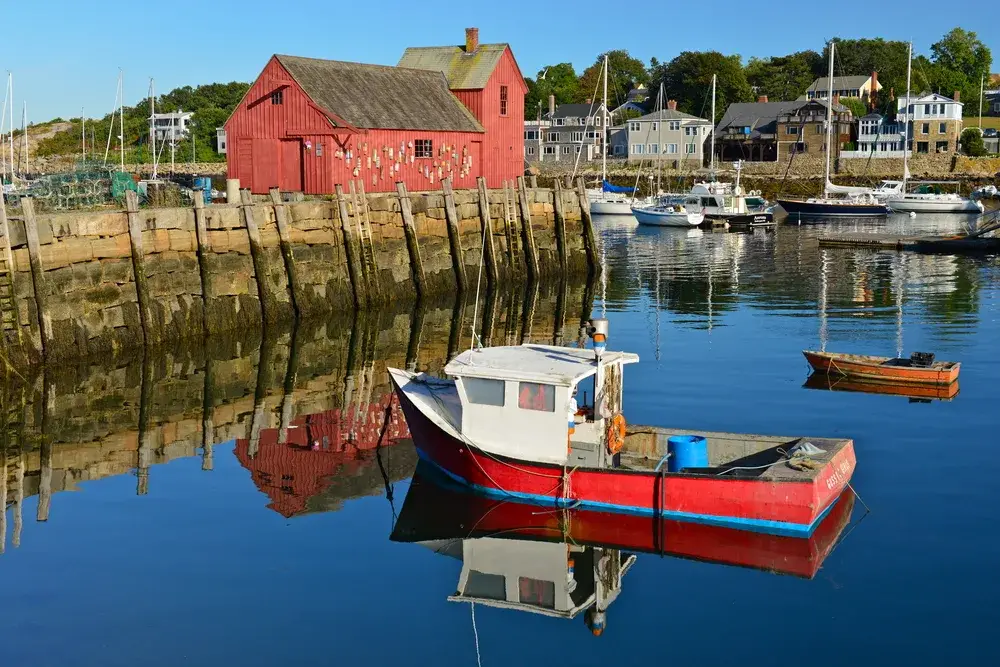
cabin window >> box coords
[500,85,509,116]
[271,90,283,105]
[414,139,433,158]
[518,578,556,608]
[518,382,555,412]
[464,377,505,407]
[465,571,506,601]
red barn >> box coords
[225,28,525,194]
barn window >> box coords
[271,90,283,105]
[414,139,433,158]
[500,85,509,116]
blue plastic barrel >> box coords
[667,435,708,472]
[193,177,212,204]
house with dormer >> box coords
[897,92,963,153]
[804,73,882,107]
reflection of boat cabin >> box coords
[441,537,634,619]
[447,345,638,466]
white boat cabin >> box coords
[445,344,639,465]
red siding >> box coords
[453,47,526,188]
[226,56,494,194]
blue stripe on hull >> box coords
[777,200,888,218]
[413,447,837,539]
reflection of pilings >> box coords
[579,270,597,347]
[37,440,52,521]
[504,286,520,346]
[1,444,7,554]
[201,349,215,471]
[136,348,153,496]
[278,323,302,444]
[553,277,567,347]
[447,292,464,362]
[521,280,539,344]
[481,285,499,348]
[406,302,425,373]
[13,450,23,547]
[248,332,281,459]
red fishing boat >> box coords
[803,350,960,386]
[389,320,856,538]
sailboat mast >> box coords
[657,83,663,193]
[119,71,125,172]
[150,78,157,180]
[822,42,834,195]
[602,55,608,187]
[979,73,984,130]
[81,107,86,161]
[8,73,15,180]
[21,102,27,177]
[903,42,912,190]
[710,74,716,173]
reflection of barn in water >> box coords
[234,394,414,518]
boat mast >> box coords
[710,74,716,173]
[21,102,27,177]
[822,42,834,197]
[150,78,157,180]
[8,73,14,181]
[656,83,663,194]
[119,70,125,172]
[81,107,85,161]
[903,42,912,191]
[1,74,8,183]
[980,73,984,130]
[602,54,608,189]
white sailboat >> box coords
[589,55,636,215]
[882,43,983,215]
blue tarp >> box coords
[603,180,635,194]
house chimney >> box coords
[870,71,878,110]
[953,89,961,102]
[758,95,768,103]
[833,93,840,106]
[548,94,555,118]
[465,27,479,53]
[667,99,677,111]
[585,98,592,104]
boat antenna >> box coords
[469,182,489,352]
[902,42,913,191]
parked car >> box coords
[984,128,999,138]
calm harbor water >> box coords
[2,212,998,666]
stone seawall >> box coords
[0,177,598,364]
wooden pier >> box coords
[819,233,1000,254]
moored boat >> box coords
[803,350,960,385]
[389,321,857,537]
[632,195,705,227]
[777,196,890,220]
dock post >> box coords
[553,179,568,272]
[441,177,468,292]
[226,178,240,205]
[238,189,274,324]
[334,184,366,310]
[576,177,601,277]
[395,181,426,300]
[20,198,50,357]
[516,176,540,281]
[476,177,499,287]
[269,187,300,318]
[192,193,211,338]
[124,190,155,345]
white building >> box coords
[150,110,193,143]
[896,92,963,154]
[841,113,909,158]
[625,102,712,164]
[216,127,227,155]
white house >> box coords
[150,110,193,144]
[896,92,964,154]
[216,127,227,155]
[841,113,909,158]
[625,102,712,164]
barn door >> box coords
[251,139,279,194]
[280,139,304,192]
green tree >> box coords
[524,63,579,118]
[649,51,752,122]
[744,51,825,102]
[822,38,911,115]
[960,127,987,156]
[577,50,648,107]
[931,28,992,81]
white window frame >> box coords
[631,144,644,155]
[786,126,799,135]
[561,146,571,155]
[526,146,535,155]
[629,122,641,132]
[543,146,556,155]
[685,143,696,154]
[939,122,947,134]
[571,131,584,142]
[668,121,681,131]
[546,132,558,142]
[650,122,658,132]
[649,143,659,154]
[666,143,678,154]
[556,118,565,126]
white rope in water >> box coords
[471,602,482,667]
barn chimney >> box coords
[758,95,768,103]
[953,89,961,102]
[465,27,479,53]
[549,94,555,117]
[667,99,678,110]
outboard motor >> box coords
[910,351,935,367]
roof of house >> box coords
[806,75,874,93]
[631,109,711,123]
[551,103,605,118]
[716,101,804,138]
[905,91,962,103]
[397,43,509,90]
[275,55,483,133]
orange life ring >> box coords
[606,414,626,455]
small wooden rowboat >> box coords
[803,350,960,386]
[803,372,960,401]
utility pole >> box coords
[980,73,984,130]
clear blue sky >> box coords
[5,0,996,122]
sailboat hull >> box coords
[590,200,636,215]
[884,196,983,213]
[633,207,704,227]
[778,199,889,219]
